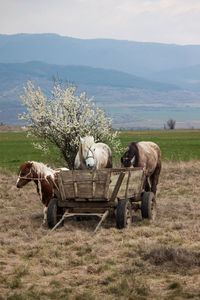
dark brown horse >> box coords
[16,161,68,224]
[121,141,161,194]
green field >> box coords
[119,129,200,161]
[1,130,200,172]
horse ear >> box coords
[80,137,83,143]
[27,162,33,169]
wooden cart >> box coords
[47,167,157,233]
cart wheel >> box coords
[116,199,132,229]
[141,192,157,220]
[47,198,64,229]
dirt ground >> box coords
[0,161,200,300]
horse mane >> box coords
[82,136,95,148]
[129,142,139,167]
[78,143,83,163]
[30,161,56,179]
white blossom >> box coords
[19,81,121,168]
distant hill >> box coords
[0,61,200,128]
[1,33,200,78]
[150,65,200,91]
[0,61,179,91]
[1,34,200,128]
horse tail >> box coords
[157,146,162,169]
[105,155,113,168]
[154,143,162,172]
[155,145,162,180]
[150,144,162,194]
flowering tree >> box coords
[19,81,121,168]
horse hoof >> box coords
[41,220,47,227]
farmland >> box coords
[0,128,200,299]
[1,129,200,172]
[119,129,200,161]
[0,161,200,299]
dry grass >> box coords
[0,161,200,299]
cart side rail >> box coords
[47,167,145,202]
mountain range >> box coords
[1,33,200,128]
[1,33,200,76]
[0,61,179,91]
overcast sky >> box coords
[1,0,200,45]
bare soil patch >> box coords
[0,161,200,299]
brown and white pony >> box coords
[74,136,112,170]
[121,141,161,194]
[16,161,68,224]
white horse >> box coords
[74,136,112,170]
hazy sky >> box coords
[1,0,200,45]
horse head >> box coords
[16,162,34,188]
[121,142,138,167]
[80,136,96,169]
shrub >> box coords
[19,81,121,168]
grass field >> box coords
[0,161,200,299]
[119,129,200,161]
[0,132,64,173]
[1,128,200,299]
[1,129,200,172]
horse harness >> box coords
[85,147,95,160]
[17,167,59,200]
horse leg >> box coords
[43,206,48,224]
[144,176,151,192]
[150,164,161,195]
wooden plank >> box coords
[109,172,126,202]
[108,171,127,199]
[108,168,145,200]
[57,173,66,201]
[71,208,109,213]
[64,213,104,217]
[57,200,116,208]
[139,168,147,193]
[93,210,109,234]
[74,197,108,202]
[104,171,111,199]
[57,168,145,201]
[92,171,96,198]
[60,169,109,200]
[72,171,78,198]
[94,170,109,199]
[125,170,131,199]
[127,168,145,198]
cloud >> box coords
[1,0,200,44]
